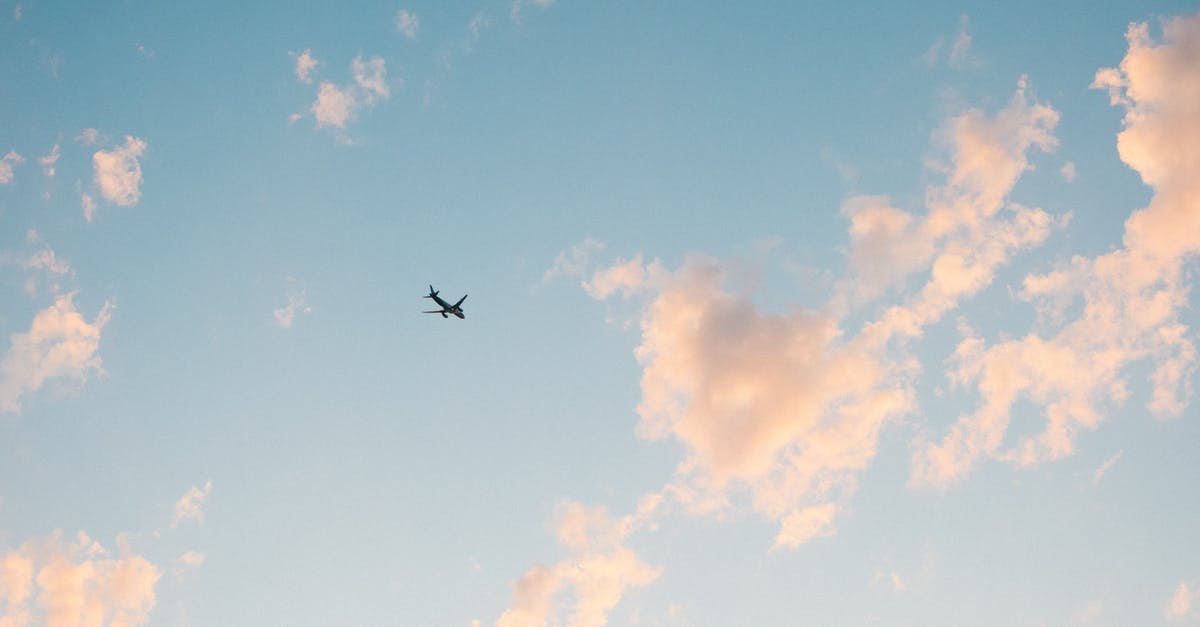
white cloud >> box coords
[273,283,311,328]
[395,9,419,40]
[92,135,148,207]
[38,144,60,177]
[0,531,160,627]
[170,480,213,528]
[0,150,24,184]
[312,82,358,129]
[308,55,391,133]
[352,55,390,102]
[1061,161,1077,182]
[293,49,318,83]
[0,293,113,414]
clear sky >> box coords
[2,1,1199,625]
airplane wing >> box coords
[453,294,468,308]
[422,310,446,314]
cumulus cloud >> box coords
[395,9,419,40]
[170,480,213,528]
[563,79,1062,550]
[0,531,160,627]
[293,49,318,83]
[0,293,113,414]
[912,14,1200,488]
[0,150,24,184]
[308,55,392,132]
[92,136,148,207]
[497,502,660,627]
[39,144,60,177]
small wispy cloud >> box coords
[511,0,555,23]
[1166,581,1199,621]
[39,144,60,177]
[273,280,311,329]
[292,49,318,83]
[171,480,213,528]
[0,150,24,184]
[1092,449,1124,485]
[395,9,419,40]
[923,15,979,70]
[1061,161,1077,182]
[303,55,393,136]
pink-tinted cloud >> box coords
[395,9,419,40]
[309,55,391,132]
[0,150,24,185]
[496,502,660,627]
[0,531,160,627]
[92,136,148,207]
[170,480,213,528]
[39,144,60,178]
[913,14,1200,488]
[0,293,114,414]
[1167,581,1199,620]
[292,49,318,83]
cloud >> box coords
[562,79,1061,550]
[308,55,392,132]
[543,238,606,284]
[511,0,555,22]
[0,150,24,184]
[293,49,318,83]
[0,293,113,414]
[923,15,979,69]
[273,282,310,328]
[75,128,102,146]
[912,14,1200,488]
[92,136,148,207]
[1092,449,1123,484]
[497,502,661,627]
[1061,161,1077,182]
[171,551,205,578]
[836,78,1060,312]
[39,144,60,177]
[81,194,96,222]
[170,480,213,528]
[582,255,661,300]
[0,531,160,627]
[1167,581,1199,620]
[395,9,419,40]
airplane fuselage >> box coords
[424,286,467,319]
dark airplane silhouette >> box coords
[423,285,466,319]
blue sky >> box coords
[2,1,1199,625]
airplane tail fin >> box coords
[425,284,438,298]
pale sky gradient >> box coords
[2,1,1199,625]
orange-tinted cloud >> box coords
[496,503,660,627]
[913,14,1200,487]
[0,531,160,627]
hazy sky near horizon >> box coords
[2,1,1200,625]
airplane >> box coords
[423,285,467,319]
